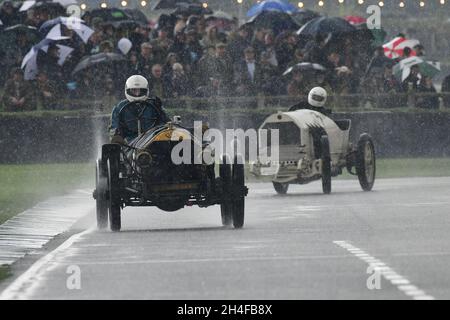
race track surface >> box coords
[2,177,450,300]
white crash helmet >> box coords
[308,86,327,108]
[125,75,149,102]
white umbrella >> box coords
[41,17,94,43]
[383,37,420,59]
[45,24,68,40]
[205,10,234,21]
[24,54,38,80]
[42,44,74,66]
[22,38,73,80]
[72,23,94,44]
[394,56,441,82]
[20,0,78,12]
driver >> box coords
[110,75,170,144]
[288,87,332,116]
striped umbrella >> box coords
[383,37,420,59]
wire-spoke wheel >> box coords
[356,134,376,191]
[95,159,108,229]
[321,135,332,194]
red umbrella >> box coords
[383,37,419,59]
[345,16,366,25]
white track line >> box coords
[0,229,94,300]
[333,240,435,300]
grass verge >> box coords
[0,163,94,225]
[0,265,11,282]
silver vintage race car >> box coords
[250,109,376,194]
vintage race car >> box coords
[250,109,376,194]
[93,114,248,232]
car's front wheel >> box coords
[95,159,108,229]
[321,135,332,194]
[232,155,245,229]
[273,182,289,195]
[219,155,233,226]
[107,156,121,232]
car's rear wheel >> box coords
[273,182,289,195]
[321,135,332,194]
[95,159,108,229]
[232,155,245,229]
[356,134,376,191]
[219,155,233,226]
[107,156,121,232]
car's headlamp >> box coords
[136,151,152,168]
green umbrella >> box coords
[393,56,441,82]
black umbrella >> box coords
[122,8,149,26]
[21,0,66,16]
[354,22,386,47]
[0,24,42,52]
[296,17,356,38]
[82,8,129,23]
[171,3,213,16]
[291,9,321,26]
[246,11,299,35]
[151,0,202,10]
[283,62,326,76]
[72,52,126,75]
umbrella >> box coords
[0,24,42,52]
[19,0,76,12]
[205,10,234,22]
[393,56,441,82]
[45,23,69,40]
[296,17,356,38]
[246,11,299,35]
[345,16,366,26]
[40,16,94,43]
[283,62,326,76]
[171,3,213,16]
[39,16,84,33]
[247,0,298,18]
[291,9,321,26]
[21,37,73,80]
[72,52,126,75]
[383,37,420,59]
[83,8,129,23]
[151,0,202,10]
[354,22,386,47]
[122,8,149,26]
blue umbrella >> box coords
[246,0,298,18]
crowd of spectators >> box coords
[0,1,445,112]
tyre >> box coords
[231,155,245,229]
[321,135,332,194]
[107,156,121,232]
[219,155,233,226]
[356,134,376,191]
[273,182,289,195]
[95,159,108,229]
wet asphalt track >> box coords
[1,177,450,300]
